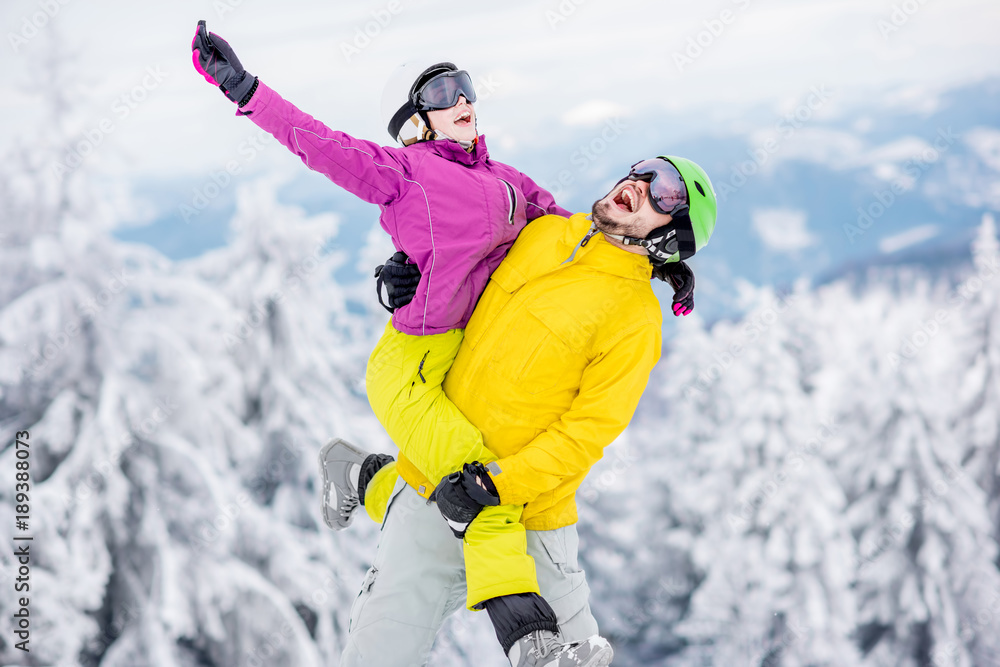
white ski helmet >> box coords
[380,60,477,145]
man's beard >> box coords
[591,198,633,235]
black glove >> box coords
[374,251,422,313]
[653,260,695,316]
[429,462,500,538]
[191,20,258,106]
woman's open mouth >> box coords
[454,110,472,127]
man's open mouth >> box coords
[613,184,639,213]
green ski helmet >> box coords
[616,155,718,264]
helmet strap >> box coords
[642,214,697,266]
[394,110,437,146]
[600,214,697,266]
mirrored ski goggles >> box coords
[413,70,477,110]
[627,158,689,217]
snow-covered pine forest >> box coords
[579,218,1000,666]
[3,51,1000,667]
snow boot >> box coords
[318,438,368,530]
[506,631,614,667]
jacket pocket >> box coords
[533,528,592,632]
[521,301,590,395]
[535,528,584,576]
[498,178,517,225]
[348,565,379,631]
[487,309,587,396]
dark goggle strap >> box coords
[387,99,419,140]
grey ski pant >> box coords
[340,478,599,667]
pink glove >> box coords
[191,20,257,106]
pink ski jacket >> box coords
[242,81,570,335]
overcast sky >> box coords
[2,0,998,185]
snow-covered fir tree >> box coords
[581,221,1000,666]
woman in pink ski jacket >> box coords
[193,24,567,336]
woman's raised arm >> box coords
[192,20,410,206]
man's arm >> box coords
[487,322,661,506]
[242,81,410,206]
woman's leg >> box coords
[365,321,495,483]
[463,505,541,609]
[363,321,540,610]
[360,460,398,524]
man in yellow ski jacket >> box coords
[396,210,663,530]
[341,156,718,667]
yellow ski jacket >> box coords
[398,212,662,531]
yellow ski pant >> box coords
[363,320,540,609]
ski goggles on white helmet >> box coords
[412,69,477,110]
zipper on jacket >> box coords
[499,179,516,225]
[562,224,600,265]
